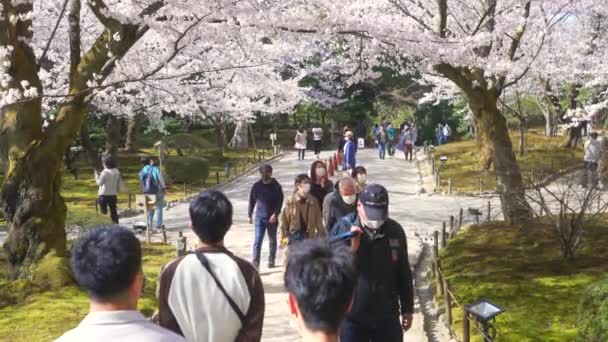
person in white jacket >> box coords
[94,155,123,224]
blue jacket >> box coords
[343,140,356,170]
[248,178,284,218]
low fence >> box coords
[432,204,501,342]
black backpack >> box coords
[141,167,159,194]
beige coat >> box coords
[279,193,326,241]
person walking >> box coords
[57,226,184,342]
[443,123,452,144]
[284,240,357,342]
[386,123,396,157]
[399,126,414,162]
[158,191,265,342]
[139,157,166,230]
[338,126,350,154]
[376,126,388,160]
[322,177,358,235]
[310,161,334,208]
[351,166,367,193]
[372,124,379,148]
[583,132,602,189]
[312,127,323,159]
[94,155,124,224]
[330,184,414,342]
[279,174,326,250]
[295,126,308,160]
[342,131,357,172]
[248,164,284,269]
[436,123,445,145]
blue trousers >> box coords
[147,192,165,228]
[378,142,386,160]
[252,216,278,264]
[340,317,402,342]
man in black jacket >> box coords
[323,177,358,235]
[330,184,414,342]
[249,164,284,269]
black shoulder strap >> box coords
[195,250,246,325]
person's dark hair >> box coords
[310,160,327,184]
[189,190,233,243]
[591,132,599,139]
[141,156,153,166]
[71,225,142,301]
[351,166,367,178]
[295,173,311,188]
[298,125,304,133]
[259,164,273,174]
[284,240,357,333]
[102,155,117,169]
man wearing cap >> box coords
[329,184,414,342]
[249,164,284,269]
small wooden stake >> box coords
[443,278,452,327]
[463,311,470,342]
[487,201,491,222]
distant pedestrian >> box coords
[338,126,350,154]
[398,126,414,162]
[312,127,323,159]
[310,161,334,208]
[284,240,357,342]
[583,132,602,188]
[94,155,125,224]
[372,124,379,147]
[279,174,326,251]
[57,226,184,342]
[248,164,284,269]
[323,177,358,235]
[411,123,418,147]
[139,157,166,229]
[158,191,265,342]
[436,123,445,145]
[330,184,414,342]
[387,123,396,157]
[342,131,357,172]
[295,126,308,160]
[376,126,388,160]
[351,166,367,193]
[443,123,452,144]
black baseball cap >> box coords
[359,184,389,221]
[259,164,273,173]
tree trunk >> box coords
[519,118,526,156]
[228,120,249,150]
[104,115,122,157]
[468,92,531,224]
[125,112,144,153]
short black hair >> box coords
[103,155,117,169]
[190,190,233,243]
[295,173,311,187]
[259,164,273,174]
[71,225,142,301]
[284,240,357,333]
[352,166,367,178]
[141,157,153,166]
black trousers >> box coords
[99,195,119,224]
[340,317,402,342]
[313,140,322,155]
[298,149,306,160]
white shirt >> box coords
[95,168,121,196]
[312,127,323,141]
[55,311,185,342]
[585,139,603,163]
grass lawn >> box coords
[0,243,176,342]
[434,130,583,194]
[439,220,608,341]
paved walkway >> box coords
[121,148,499,341]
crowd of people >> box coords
[60,134,415,342]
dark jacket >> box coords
[248,179,284,219]
[311,180,334,209]
[343,140,356,170]
[330,213,414,324]
[322,190,357,235]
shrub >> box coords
[162,156,209,185]
[577,278,608,341]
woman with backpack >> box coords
[94,155,126,224]
[139,157,167,229]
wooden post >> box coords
[479,177,484,195]
[487,201,491,222]
[128,193,132,209]
[458,208,464,229]
[144,196,151,244]
[463,311,470,342]
[450,215,455,235]
[448,178,452,195]
[443,278,452,327]
[441,222,447,248]
[433,231,444,296]
[224,163,230,178]
[176,232,187,256]
[233,163,237,178]
[95,199,99,214]
[161,225,167,244]
[216,171,220,184]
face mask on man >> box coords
[343,194,357,205]
[316,168,327,177]
[363,219,385,230]
[357,174,367,184]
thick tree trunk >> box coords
[468,92,531,224]
[125,112,144,152]
[104,115,122,157]
[229,120,249,150]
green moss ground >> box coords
[0,243,175,342]
[439,221,608,341]
[434,130,583,194]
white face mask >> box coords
[357,174,367,184]
[316,168,327,177]
[343,194,357,205]
[364,219,385,230]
